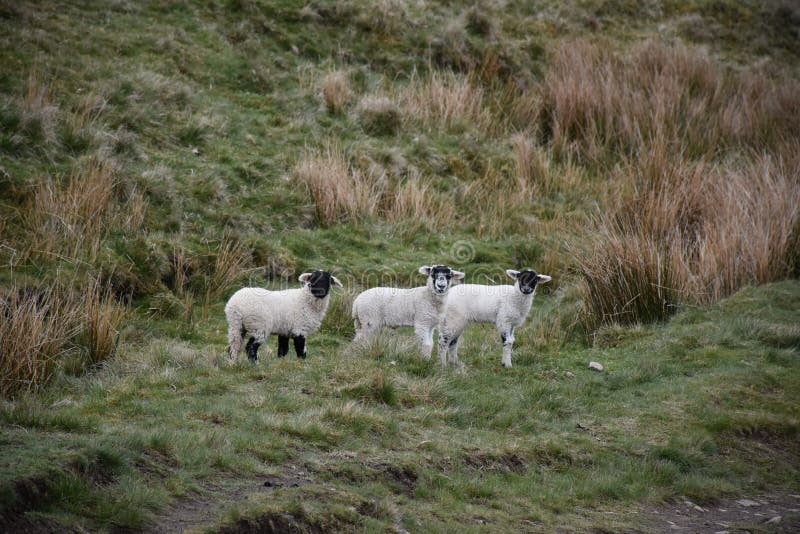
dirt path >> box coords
[146,470,310,534]
[648,493,800,533]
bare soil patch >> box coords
[649,493,800,532]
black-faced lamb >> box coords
[437,269,551,368]
[352,265,465,358]
[225,270,342,362]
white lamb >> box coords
[352,265,465,358]
[225,270,342,362]
[437,269,551,368]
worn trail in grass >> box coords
[1,281,798,532]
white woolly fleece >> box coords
[225,286,330,358]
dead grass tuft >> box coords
[579,148,800,331]
[398,71,490,132]
[320,70,353,114]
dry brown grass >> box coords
[294,143,383,225]
[295,144,458,231]
[0,278,127,396]
[541,39,799,162]
[579,147,800,331]
[320,70,352,114]
[398,71,490,131]
[22,156,145,263]
[82,279,125,366]
[0,284,77,397]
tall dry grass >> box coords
[22,157,145,262]
[0,279,126,396]
[0,285,77,397]
[541,39,800,162]
[294,143,454,229]
[398,71,490,131]
[579,148,800,330]
[82,278,125,366]
[533,39,800,330]
[320,70,352,114]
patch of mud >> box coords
[0,476,74,533]
[379,464,418,497]
[147,469,312,533]
[134,449,179,480]
[649,493,800,532]
[217,512,324,534]
[464,451,528,474]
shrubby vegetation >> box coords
[0,0,798,530]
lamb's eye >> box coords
[445,275,452,280]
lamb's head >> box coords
[419,265,465,295]
[299,270,344,299]
[506,269,552,295]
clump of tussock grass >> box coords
[320,70,353,114]
[0,284,78,397]
[0,278,127,396]
[80,278,125,367]
[294,143,454,228]
[510,134,551,198]
[294,143,383,225]
[541,39,800,162]
[21,156,145,263]
[357,96,401,136]
[2,70,62,156]
[398,71,490,132]
[579,148,800,331]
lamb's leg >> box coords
[277,335,290,357]
[227,324,245,361]
[293,335,307,359]
[245,336,261,363]
[415,323,434,360]
[448,335,461,365]
[500,327,515,368]
[437,331,450,367]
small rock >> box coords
[737,499,760,507]
[389,360,397,365]
[713,531,729,534]
[576,423,589,431]
[765,516,781,524]
[565,371,575,378]
[191,147,201,155]
[693,505,706,512]
[588,361,604,372]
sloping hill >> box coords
[1,1,799,531]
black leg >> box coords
[449,336,459,347]
[245,336,260,362]
[293,335,306,359]
[277,335,290,358]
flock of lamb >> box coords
[225,265,551,368]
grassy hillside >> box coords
[1,0,799,531]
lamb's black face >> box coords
[307,270,333,299]
[430,265,454,295]
[516,269,540,295]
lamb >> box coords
[225,270,343,362]
[352,265,465,358]
[437,269,551,368]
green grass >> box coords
[1,282,798,531]
[1,0,799,531]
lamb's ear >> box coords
[451,270,465,280]
[506,269,520,280]
[331,275,344,288]
[418,266,431,276]
[537,274,552,284]
[298,273,312,283]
